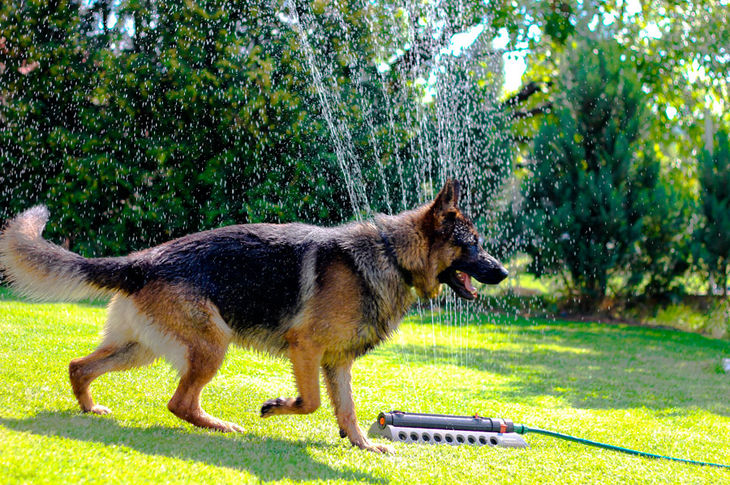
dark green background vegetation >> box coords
[1,0,729,307]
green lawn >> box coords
[1,293,729,484]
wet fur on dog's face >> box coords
[428,179,508,300]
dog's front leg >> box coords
[323,360,395,454]
[261,339,323,417]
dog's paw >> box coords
[260,397,287,418]
[357,441,396,454]
[215,420,245,433]
[349,436,397,454]
[86,404,111,415]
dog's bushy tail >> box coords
[0,206,140,301]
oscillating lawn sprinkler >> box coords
[370,411,730,469]
[368,411,528,448]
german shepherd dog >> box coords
[0,179,507,453]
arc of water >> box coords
[281,1,372,220]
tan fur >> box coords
[313,262,363,354]
[132,282,241,432]
[323,361,364,447]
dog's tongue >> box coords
[459,271,477,296]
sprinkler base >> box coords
[368,422,529,448]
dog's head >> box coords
[423,179,508,300]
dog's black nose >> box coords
[480,265,508,285]
[496,265,508,283]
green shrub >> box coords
[522,40,664,305]
[695,129,730,296]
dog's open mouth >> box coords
[438,268,478,300]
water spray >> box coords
[369,411,730,469]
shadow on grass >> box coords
[381,317,730,416]
[0,411,384,483]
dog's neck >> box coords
[378,230,413,286]
[374,206,441,298]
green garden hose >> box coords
[513,424,730,469]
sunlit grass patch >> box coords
[0,295,729,483]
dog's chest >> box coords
[352,286,414,355]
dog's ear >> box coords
[431,178,460,229]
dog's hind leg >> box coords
[323,360,394,454]
[166,345,243,433]
[69,341,155,414]
[260,337,324,417]
[69,295,156,414]
[130,282,241,433]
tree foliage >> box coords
[0,0,515,256]
[1,1,348,254]
[696,129,730,296]
[523,40,673,304]
[516,1,730,178]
